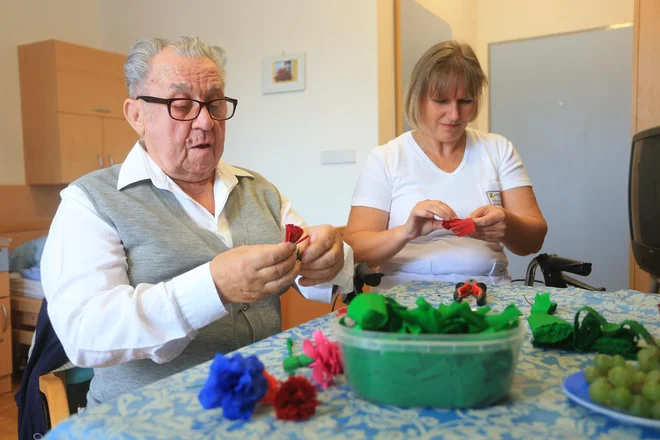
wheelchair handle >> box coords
[355,262,384,287]
[525,253,604,291]
[539,253,592,276]
[342,263,385,305]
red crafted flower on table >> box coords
[273,376,320,421]
[302,330,344,389]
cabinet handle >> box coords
[97,154,103,169]
[1,304,7,333]
[91,108,111,114]
[108,154,115,166]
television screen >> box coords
[629,126,660,278]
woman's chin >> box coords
[433,130,464,144]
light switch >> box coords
[320,149,356,165]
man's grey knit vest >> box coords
[72,165,285,406]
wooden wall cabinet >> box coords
[0,242,12,395]
[18,40,139,185]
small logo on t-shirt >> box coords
[486,191,502,206]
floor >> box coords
[0,379,19,440]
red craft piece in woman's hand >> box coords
[441,218,476,237]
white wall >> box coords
[98,0,380,227]
[416,0,633,131]
[1,0,102,185]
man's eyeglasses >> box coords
[136,96,238,121]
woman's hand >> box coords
[402,200,457,241]
[468,205,507,243]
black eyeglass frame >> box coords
[136,96,238,121]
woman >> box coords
[344,40,547,290]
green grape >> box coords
[631,370,647,394]
[594,354,614,375]
[638,347,660,372]
[608,366,634,388]
[589,377,612,405]
[646,369,660,384]
[652,401,660,420]
[642,380,660,402]
[584,366,600,384]
[612,354,627,367]
[610,386,634,410]
[629,395,652,418]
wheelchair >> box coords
[342,253,604,306]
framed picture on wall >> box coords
[262,53,306,94]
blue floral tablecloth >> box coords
[47,282,660,439]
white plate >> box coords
[562,371,660,430]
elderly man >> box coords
[41,36,354,406]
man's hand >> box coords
[468,205,507,243]
[210,242,300,304]
[298,225,344,287]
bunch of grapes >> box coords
[585,347,660,419]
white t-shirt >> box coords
[351,128,532,289]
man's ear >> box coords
[124,98,145,136]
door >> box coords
[490,27,633,291]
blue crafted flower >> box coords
[198,353,268,420]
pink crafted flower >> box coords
[302,330,344,389]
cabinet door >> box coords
[59,113,104,182]
[103,117,139,166]
[55,41,127,118]
[0,296,11,377]
[0,272,7,299]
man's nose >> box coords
[192,105,214,130]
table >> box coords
[47,282,660,439]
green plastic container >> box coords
[333,321,526,408]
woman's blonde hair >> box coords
[404,40,487,130]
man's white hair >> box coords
[124,36,226,98]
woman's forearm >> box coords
[503,211,548,256]
[344,226,410,267]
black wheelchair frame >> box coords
[342,253,605,306]
[524,253,605,291]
